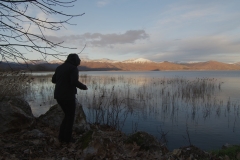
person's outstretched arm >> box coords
[71,68,88,90]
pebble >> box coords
[172,149,181,156]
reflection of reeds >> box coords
[87,86,131,130]
[25,74,239,131]
[82,76,240,128]
[157,125,168,145]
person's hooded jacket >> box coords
[52,54,87,100]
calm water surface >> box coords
[26,71,240,151]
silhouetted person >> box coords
[52,54,88,143]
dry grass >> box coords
[0,71,33,101]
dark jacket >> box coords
[52,54,87,100]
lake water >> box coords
[25,71,240,151]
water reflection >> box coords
[25,71,240,151]
[26,75,56,115]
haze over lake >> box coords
[26,71,240,151]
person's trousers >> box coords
[57,99,76,143]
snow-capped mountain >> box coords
[173,61,204,64]
[49,60,64,64]
[122,58,154,63]
[91,58,120,63]
[49,57,154,63]
[39,58,240,68]
[234,62,240,65]
[4,58,240,71]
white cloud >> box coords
[83,32,240,63]
[44,30,149,47]
[43,29,240,63]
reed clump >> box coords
[75,75,239,130]
[0,71,33,101]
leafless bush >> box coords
[0,0,84,66]
[0,71,33,100]
[157,125,169,145]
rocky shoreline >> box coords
[0,98,239,160]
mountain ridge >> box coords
[48,58,240,65]
[1,58,240,71]
[48,57,155,64]
[80,60,240,71]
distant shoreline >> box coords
[1,60,240,71]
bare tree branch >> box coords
[0,0,85,68]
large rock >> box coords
[0,98,35,133]
[38,103,89,133]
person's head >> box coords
[65,54,81,66]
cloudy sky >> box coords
[31,0,240,63]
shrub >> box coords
[0,71,33,101]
